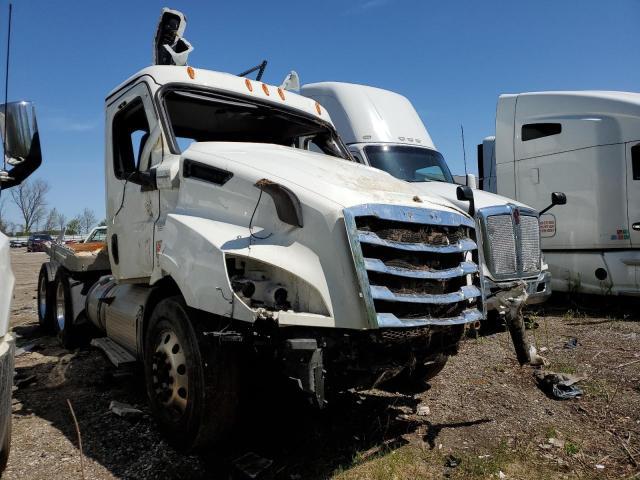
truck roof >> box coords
[301,82,436,149]
[500,90,640,150]
[107,66,332,124]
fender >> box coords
[152,214,334,326]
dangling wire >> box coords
[249,187,273,241]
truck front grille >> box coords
[480,206,541,279]
[344,204,483,328]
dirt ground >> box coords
[4,249,640,479]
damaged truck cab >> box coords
[38,65,484,450]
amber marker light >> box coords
[261,84,270,96]
[277,88,285,101]
[245,78,253,92]
[315,102,322,115]
[186,66,195,79]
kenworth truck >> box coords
[34,9,484,451]
[479,92,639,296]
[300,82,560,317]
[0,100,42,470]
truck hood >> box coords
[186,142,465,214]
[411,181,537,213]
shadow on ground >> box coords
[12,323,491,479]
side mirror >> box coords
[539,191,567,215]
[0,101,42,190]
[456,185,475,217]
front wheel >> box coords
[144,297,240,452]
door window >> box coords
[632,144,640,180]
[112,98,151,179]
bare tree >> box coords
[66,217,81,235]
[79,208,97,234]
[44,207,59,233]
[0,197,7,233]
[57,212,67,233]
[10,179,50,233]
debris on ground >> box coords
[13,373,36,388]
[232,452,274,479]
[444,454,461,468]
[15,342,42,356]
[416,404,430,416]
[534,371,585,400]
[109,401,143,418]
[564,337,579,349]
[528,345,549,367]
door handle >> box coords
[633,223,640,231]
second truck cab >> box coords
[301,82,551,313]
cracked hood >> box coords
[186,142,466,214]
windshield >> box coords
[162,89,350,160]
[363,145,454,183]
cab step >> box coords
[90,337,137,367]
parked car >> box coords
[9,240,26,248]
[26,234,52,252]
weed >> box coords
[564,441,580,455]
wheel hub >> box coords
[38,276,47,320]
[55,281,65,331]
[152,330,188,415]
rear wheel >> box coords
[37,265,55,332]
[144,297,239,451]
[54,269,85,349]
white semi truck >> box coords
[300,82,559,317]
[0,100,42,470]
[478,92,640,295]
[34,9,485,451]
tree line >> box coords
[0,179,104,236]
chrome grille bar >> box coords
[364,258,478,279]
[370,285,482,304]
[358,231,477,253]
[377,308,483,328]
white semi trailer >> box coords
[300,82,559,318]
[0,100,42,470]
[33,9,486,451]
[479,92,640,295]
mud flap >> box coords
[282,339,325,408]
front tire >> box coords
[144,297,239,452]
[37,265,55,332]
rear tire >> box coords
[37,265,55,332]
[144,296,239,452]
[54,269,86,349]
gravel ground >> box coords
[4,249,640,479]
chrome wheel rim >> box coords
[152,330,188,416]
[55,281,65,331]
[38,276,47,320]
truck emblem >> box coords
[513,208,520,225]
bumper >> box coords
[484,270,552,310]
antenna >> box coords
[3,3,13,174]
[460,124,468,176]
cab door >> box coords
[627,142,640,248]
[105,82,160,281]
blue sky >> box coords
[1,0,638,226]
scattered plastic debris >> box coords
[445,454,461,468]
[416,405,430,416]
[528,345,548,367]
[564,337,579,349]
[595,464,605,470]
[534,371,585,400]
[548,437,565,448]
[109,401,143,417]
[233,452,273,479]
[499,471,507,479]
